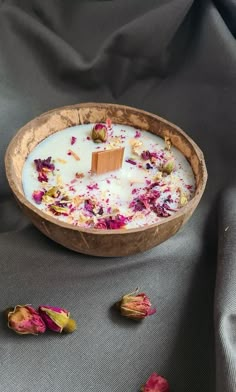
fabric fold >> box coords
[215,188,236,392]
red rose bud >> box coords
[38,305,77,333]
[91,123,108,143]
[6,305,46,335]
[117,290,156,320]
[141,373,170,392]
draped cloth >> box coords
[0,1,235,391]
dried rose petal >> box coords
[6,305,46,335]
[106,214,127,229]
[38,305,77,333]
[32,190,45,204]
[87,183,99,190]
[116,290,156,320]
[34,157,55,173]
[91,123,108,143]
[141,151,159,161]
[126,159,137,165]
[154,204,171,217]
[94,214,128,230]
[71,136,77,145]
[94,221,107,229]
[141,373,169,392]
[97,206,104,215]
[84,199,95,214]
[38,171,49,182]
[34,157,55,182]
[106,215,127,229]
[135,130,141,138]
[141,150,151,160]
[130,188,161,213]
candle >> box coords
[22,123,195,230]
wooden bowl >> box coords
[5,103,207,257]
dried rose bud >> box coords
[6,305,46,335]
[141,372,170,392]
[38,306,77,333]
[116,290,156,320]
[91,123,108,143]
[161,157,175,174]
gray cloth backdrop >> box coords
[0,0,236,391]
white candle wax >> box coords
[22,123,195,229]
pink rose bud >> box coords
[141,372,170,392]
[38,305,77,333]
[116,289,156,320]
[91,123,108,143]
[6,305,46,335]
[161,157,175,174]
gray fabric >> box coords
[215,188,236,392]
[0,0,235,391]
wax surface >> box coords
[22,124,195,229]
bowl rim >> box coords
[5,102,208,235]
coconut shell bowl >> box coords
[5,103,207,257]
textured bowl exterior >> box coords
[5,103,207,257]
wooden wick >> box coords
[91,147,125,174]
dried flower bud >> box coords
[141,372,170,392]
[6,305,46,335]
[161,157,175,174]
[116,290,156,320]
[91,123,108,143]
[38,305,77,333]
